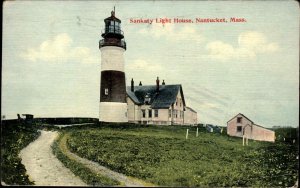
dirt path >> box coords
[60,134,155,187]
[19,130,86,186]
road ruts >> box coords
[19,130,86,186]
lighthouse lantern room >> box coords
[99,10,128,122]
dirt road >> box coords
[60,133,154,187]
[19,130,86,186]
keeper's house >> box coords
[126,77,197,125]
[227,113,275,142]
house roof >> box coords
[186,106,197,113]
[126,84,186,109]
[227,113,254,124]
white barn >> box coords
[227,113,275,142]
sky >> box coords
[2,0,299,128]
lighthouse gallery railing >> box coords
[99,39,126,50]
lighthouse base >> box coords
[99,102,128,122]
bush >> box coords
[1,121,40,185]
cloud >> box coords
[138,22,204,43]
[127,59,163,72]
[206,31,279,61]
[206,41,236,61]
[21,33,97,64]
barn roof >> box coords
[227,113,254,124]
[227,113,273,131]
[126,84,186,109]
[253,124,274,131]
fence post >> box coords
[196,128,199,137]
[186,129,189,139]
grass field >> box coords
[65,123,298,187]
[52,133,120,186]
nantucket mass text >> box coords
[129,17,246,24]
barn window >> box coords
[142,110,146,118]
[148,109,152,118]
[237,126,242,132]
[154,109,159,117]
[237,117,242,123]
[104,88,109,95]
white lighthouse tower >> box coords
[99,10,128,122]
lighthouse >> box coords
[99,10,128,122]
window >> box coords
[169,109,172,118]
[237,117,242,123]
[176,101,178,106]
[109,25,114,33]
[104,88,109,95]
[144,94,151,104]
[180,111,183,119]
[115,22,121,33]
[237,126,242,132]
[173,110,177,118]
[142,110,146,118]
[148,109,152,118]
[107,21,121,34]
[154,109,158,117]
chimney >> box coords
[131,78,134,92]
[156,76,160,92]
[139,81,142,86]
[162,80,165,85]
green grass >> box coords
[52,132,120,186]
[64,123,299,187]
[1,122,40,185]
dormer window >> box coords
[144,93,151,104]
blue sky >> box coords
[2,1,299,127]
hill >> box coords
[61,123,298,187]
